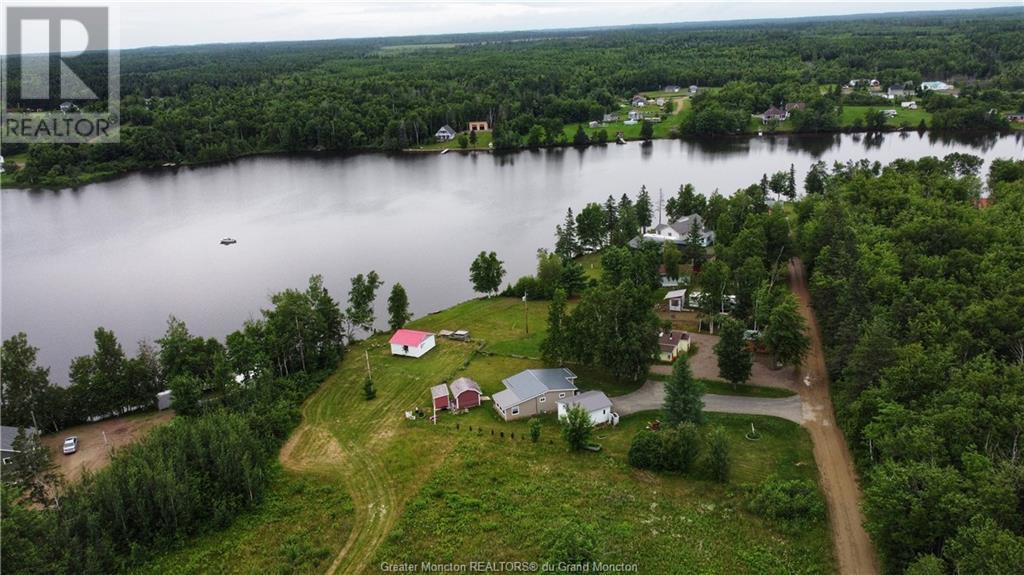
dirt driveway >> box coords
[789,258,879,575]
[41,410,174,483]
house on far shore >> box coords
[557,390,616,426]
[602,113,619,122]
[628,109,644,122]
[658,330,690,362]
[431,384,450,412]
[761,105,788,124]
[785,102,806,114]
[1,426,37,465]
[450,377,482,410]
[493,368,578,421]
[664,289,687,312]
[663,85,681,93]
[631,94,647,107]
[390,329,437,358]
[689,85,699,94]
[1006,113,1024,123]
[468,121,490,132]
[901,101,918,109]
[882,109,898,118]
[888,85,911,98]
[920,81,953,92]
[435,125,456,141]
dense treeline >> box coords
[4,8,1023,187]
[795,157,1024,574]
[0,274,349,574]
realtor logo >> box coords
[3,5,120,143]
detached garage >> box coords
[450,377,482,410]
[390,329,437,358]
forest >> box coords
[3,7,1024,188]
[796,157,1024,574]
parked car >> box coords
[62,436,78,455]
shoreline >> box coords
[3,127,1019,192]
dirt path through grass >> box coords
[788,258,880,575]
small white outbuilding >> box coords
[389,329,437,358]
[557,390,617,426]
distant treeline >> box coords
[3,9,1024,187]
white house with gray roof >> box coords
[1,425,37,465]
[557,390,616,426]
[629,213,715,249]
[492,368,578,421]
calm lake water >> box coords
[4,132,1023,383]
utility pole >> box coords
[364,350,372,378]
[523,292,529,335]
[658,188,664,225]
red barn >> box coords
[431,384,450,411]
[450,377,482,410]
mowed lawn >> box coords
[372,412,831,574]
[135,297,831,574]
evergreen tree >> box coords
[387,283,412,331]
[572,125,590,146]
[554,207,579,259]
[635,185,653,231]
[558,261,588,298]
[363,376,376,400]
[4,429,64,507]
[603,195,618,242]
[715,317,752,389]
[683,220,708,269]
[541,288,568,363]
[662,355,705,426]
[662,422,702,472]
[786,163,797,199]
[639,120,654,140]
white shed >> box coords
[156,390,173,411]
[389,329,437,358]
[664,289,687,311]
[557,390,616,426]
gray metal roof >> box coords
[431,384,449,400]
[1,425,36,453]
[492,389,519,411]
[450,377,481,397]
[558,390,612,413]
[499,368,578,405]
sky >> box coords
[5,0,1021,52]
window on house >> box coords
[511,407,519,415]
[539,396,546,403]
[559,392,566,398]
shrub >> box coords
[662,423,701,473]
[706,426,731,483]
[529,418,542,443]
[561,405,593,451]
[628,430,663,470]
[749,478,826,522]
[545,521,598,565]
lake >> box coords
[4,132,1022,383]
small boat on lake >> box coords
[440,148,450,155]
[220,237,237,245]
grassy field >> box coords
[840,104,931,128]
[372,413,830,574]
[134,470,354,575]
[134,296,829,574]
